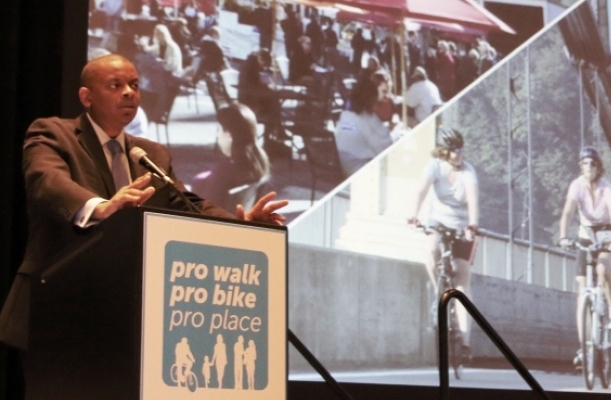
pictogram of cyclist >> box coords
[174,337,196,386]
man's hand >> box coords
[236,191,288,226]
[92,173,156,220]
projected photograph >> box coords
[86,0,550,222]
[288,0,611,393]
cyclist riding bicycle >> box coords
[174,337,196,385]
[559,146,611,368]
[408,127,479,359]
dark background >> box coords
[0,1,608,399]
[0,0,87,398]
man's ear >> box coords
[78,87,91,109]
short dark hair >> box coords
[350,78,378,114]
[257,48,271,67]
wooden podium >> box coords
[28,207,287,400]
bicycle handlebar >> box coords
[564,238,611,253]
[412,224,469,241]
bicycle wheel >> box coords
[600,311,611,389]
[449,303,463,380]
[436,273,460,378]
[186,372,199,392]
[581,296,596,390]
[170,364,179,384]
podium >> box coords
[28,207,287,400]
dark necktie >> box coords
[107,139,130,191]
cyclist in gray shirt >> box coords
[409,127,479,357]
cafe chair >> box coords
[176,55,204,114]
[300,127,345,204]
[203,71,233,112]
[226,181,261,211]
[275,55,290,81]
[220,68,239,100]
[139,84,180,146]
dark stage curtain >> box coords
[0,1,87,399]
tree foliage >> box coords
[447,25,602,245]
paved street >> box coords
[290,366,611,393]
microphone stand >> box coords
[174,186,204,215]
[151,173,203,215]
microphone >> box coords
[129,146,203,215]
[129,146,175,186]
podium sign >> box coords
[140,212,287,399]
[27,208,286,399]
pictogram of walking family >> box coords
[171,334,257,392]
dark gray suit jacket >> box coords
[0,114,234,349]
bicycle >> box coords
[567,232,611,390]
[170,362,199,392]
[420,224,470,380]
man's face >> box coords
[581,157,598,181]
[80,58,140,137]
[377,81,390,100]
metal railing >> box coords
[437,289,551,400]
[288,329,355,400]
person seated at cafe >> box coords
[335,78,404,176]
[238,48,284,141]
[138,24,183,75]
[173,17,195,68]
[191,103,270,209]
[358,55,382,82]
[180,0,201,39]
[289,36,318,85]
[370,70,397,124]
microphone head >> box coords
[129,146,147,164]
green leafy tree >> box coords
[447,25,602,245]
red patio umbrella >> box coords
[290,0,515,34]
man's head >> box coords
[350,77,378,114]
[256,48,272,69]
[437,40,448,53]
[366,56,379,72]
[411,66,427,82]
[298,35,312,52]
[78,54,140,138]
[371,70,391,100]
[579,146,604,182]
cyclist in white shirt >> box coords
[559,146,611,367]
[408,127,479,358]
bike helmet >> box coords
[579,146,601,164]
[438,127,464,150]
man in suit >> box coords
[0,54,287,370]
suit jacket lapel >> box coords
[76,113,116,196]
